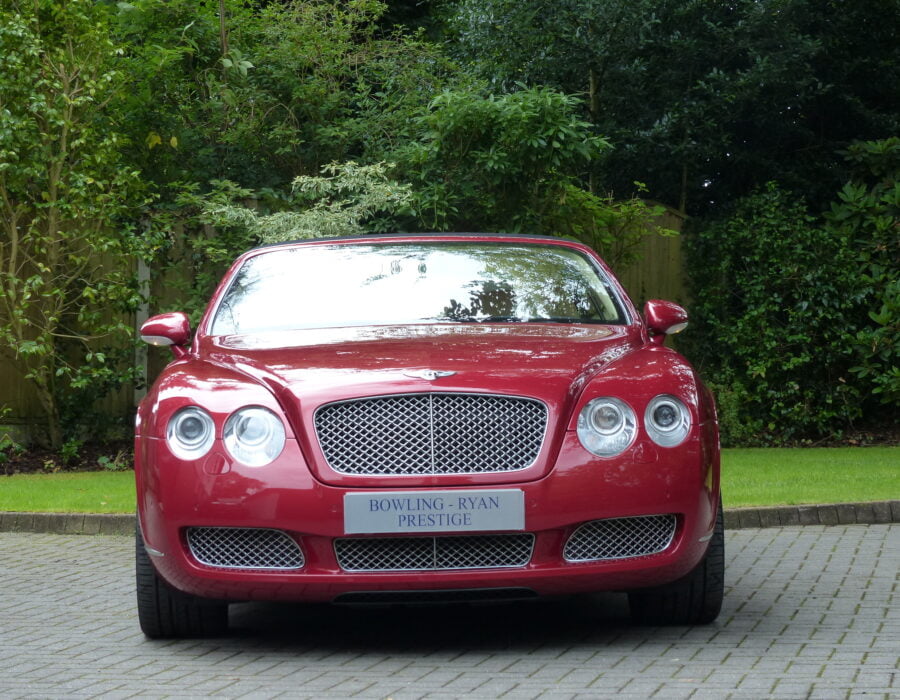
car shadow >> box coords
[227,593,632,651]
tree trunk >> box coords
[33,369,62,450]
[588,68,601,194]
[589,68,601,122]
[219,0,229,56]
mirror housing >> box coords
[643,300,688,346]
[140,312,191,357]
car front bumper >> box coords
[136,434,719,603]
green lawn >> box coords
[0,447,896,513]
[722,447,898,508]
[0,471,135,514]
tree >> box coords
[390,85,671,268]
[113,0,458,194]
[202,161,413,244]
[0,1,146,447]
[447,0,900,216]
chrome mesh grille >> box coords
[186,527,304,570]
[314,393,547,475]
[563,515,677,562]
[334,534,535,571]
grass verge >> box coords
[722,447,898,507]
[0,448,896,514]
[0,471,134,514]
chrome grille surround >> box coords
[334,534,535,571]
[563,515,677,562]
[314,393,548,475]
[186,527,305,570]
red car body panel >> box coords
[136,233,720,603]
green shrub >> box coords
[826,138,900,406]
[396,86,610,233]
[685,183,866,445]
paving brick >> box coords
[869,501,893,524]
[0,524,896,698]
[0,511,18,531]
[852,502,875,524]
[28,512,52,533]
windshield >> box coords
[210,241,627,335]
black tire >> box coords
[628,497,725,625]
[135,525,228,638]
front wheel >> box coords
[135,525,229,638]
[628,497,725,625]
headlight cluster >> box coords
[166,407,215,460]
[576,398,637,457]
[165,406,285,466]
[577,394,690,457]
[223,407,286,466]
[645,395,691,447]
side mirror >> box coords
[643,300,688,346]
[140,312,191,357]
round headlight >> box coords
[223,407,285,466]
[166,407,215,460]
[645,395,691,447]
[577,397,637,457]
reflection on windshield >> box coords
[211,242,626,335]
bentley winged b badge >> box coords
[403,369,456,381]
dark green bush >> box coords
[826,138,900,407]
[685,183,868,445]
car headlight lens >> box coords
[645,395,691,447]
[577,397,637,457]
[223,407,285,466]
[166,407,215,460]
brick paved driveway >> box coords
[0,525,896,699]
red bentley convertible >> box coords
[135,233,723,637]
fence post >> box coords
[134,258,150,406]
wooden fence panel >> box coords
[614,209,687,307]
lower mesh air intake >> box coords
[334,533,535,571]
[563,515,677,562]
[186,527,305,570]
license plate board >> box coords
[344,489,525,534]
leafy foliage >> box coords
[398,86,608,232]
[392,85,671,267]
[113,0,457,193]
[204,161,413,244]
[148,162,412,325]
[686,151,899,447]
[0,0,148,447]
[685,183,866,445]
[825,139,900,405]
[6,0,893,451]
[448,0,900,216]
